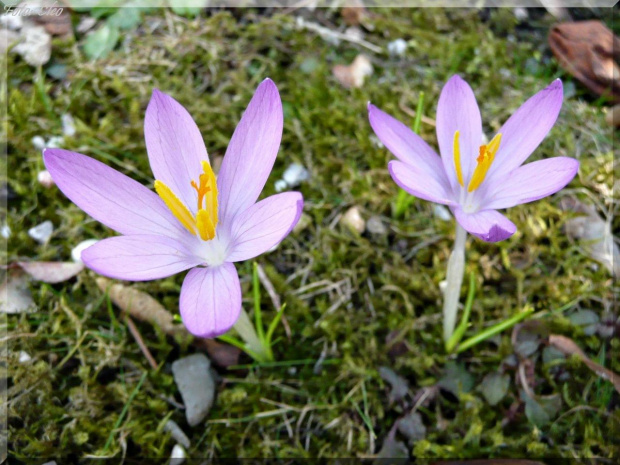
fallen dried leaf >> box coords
[549,21,620,102]
[18,261,84,283]
[548,334,620,394]
[32,8,72,36]
[341,0,368,26]
[332,54,373,89]
[379,366,410,404]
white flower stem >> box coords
[233,308,268,361]
[443,223,467,344]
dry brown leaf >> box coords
[606,103,620,127]
[32,8,72,36]
[96,277,241,367]
[332,54,373,89]
[341,0,368,26]
[548,334,620,394]
[549,21,620,102]
[18,261,84,283]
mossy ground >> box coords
[4,7,619,460]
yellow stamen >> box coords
[196,209,216,241]
[154,180,196,235]
[467,133,502,192]
[453,130,464,186]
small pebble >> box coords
[169,444,186,465]
[172,354,216,426]
[366,215,387,235]
[1,224,11,239]
[433,205,451,221]
[282,163,310,188]
[439,280,447,294]
[387,38,407,56]
[164,420,190,449]
[32,135,46,150]
[71,239,99,263]
[0,13,23,30]
[46,136,64,148]
[41,462,57,465]
[28,220,54,244]
[76,16,97,34]
[274,179,288,192]
[513,7,528,21]
[37,170,55,188]
[341,206,365,234]
[61,114,76,137]
[18,351,32,363]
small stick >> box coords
[124,314,158,370]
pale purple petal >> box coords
[368,103,445,168]
[43,149,187,238]
[482,157,579,210]
[180,263,241,338]
[82,234,202,281]
[489,80,563,177]
[217,79,283,226]
[453,207,517,243]
[226,192,303,262]
[144,89,209,211]
[436,75,483,190]
[388,160,456,206]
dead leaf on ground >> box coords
[548,334,620,394]
[18,261,84,283]
[341,0,369,27]
[32,8,72,36]
[0,270,35,314]
[378,366,410,404]
[332,54,373,89]
[549,21,620,102]
[561,197,619,276]
[96,277,241,367]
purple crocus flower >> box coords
[368,75,579,242]
[43,79,303,338]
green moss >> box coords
[6,7,618,460]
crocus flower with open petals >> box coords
[43,79,303,337]
[368,75,579,242]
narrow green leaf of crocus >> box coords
[218,333,267,363]
[446,271,476,353]
[456,305,535,353]
[266,303,287,349]
[252,262,265,344]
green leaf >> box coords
[83,24,120,60]
[479,372,510,406]
[107,8,142,31]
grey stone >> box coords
[172,354,215,426]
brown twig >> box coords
[124,314,158,370]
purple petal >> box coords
[226,192,303,262]
[144,89,209,211]
[490,80,563,177]
[82,234,202,281]
[43,149,186,238]
[453,207,517,242]
[388,160,456,205]
[368,103,445,169]
[436,75,483,190]
[180,263,241,338]
[217,79,283,226]
[482,157,579,210]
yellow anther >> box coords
[155,180,196,235]
[468,133,502,192]
[453,130,464,187]
[196,209,216,241]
